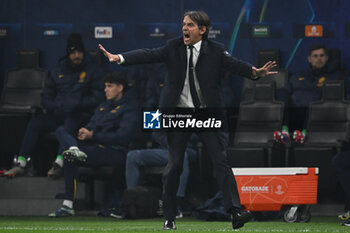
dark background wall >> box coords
[1,0,350,98]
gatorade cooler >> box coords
[233,167,318,222]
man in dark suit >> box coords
[99,11,276,230]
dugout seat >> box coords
[257,48,280,69]
[291,80,350,201]
[227,81,285,167]
[87,49,103,66]
[18,49,40,69]
[0,68,47,113]
[241,69,288,102]
[0,50,47,169]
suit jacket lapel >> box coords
[195,40,208,81]
[179,42,187,85]
[197,40,208,65]
[199,40,208,55]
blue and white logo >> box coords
[43,30,59,36]
[143,109,162,129]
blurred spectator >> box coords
[143,63,167,108]
[332,151,350,226]
[49,72,138,217]
[274,44,347,144]
[125,132,198,218]
[4,33,105,178]
[128,63,167,108]
[127,63,168,149]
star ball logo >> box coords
[143,109,162,129]
[143,108,224,131]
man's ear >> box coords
[199,26,207,35]
[119,84,124,93]
[307,56,311,63]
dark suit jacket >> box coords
[122,37,254,111]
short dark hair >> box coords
[183,11,211,40]
[309,44,328,56]
[105,72,129,92]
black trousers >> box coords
[162,131,241,220]
[332,151,350,205]
[56,126,126,202]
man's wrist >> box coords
[251,69,259,80]
[118,54,125,64]
[252,70,257,77]
[87,130,94,139]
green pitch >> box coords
[0,216,348,233]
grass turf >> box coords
[0,216,348,233]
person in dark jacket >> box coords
[99,11,276,230]
[332,151,350,226]
[4,33,105,178]
[125,132,198,218]
[274,44,347,144]
[49,71,138,217]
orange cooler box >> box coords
[233,167,318,222]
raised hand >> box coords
[252,61,278,77]
[98,44,120,63]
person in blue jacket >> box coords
[274,44,347,144]
[49,71,139,217]
[4,33,105,178]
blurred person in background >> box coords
[49,72,138,217]
[274,44,347,144]
[4,33,105,178]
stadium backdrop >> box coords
[0,0,350,104]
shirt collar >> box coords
[188,40,202,53]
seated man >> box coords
[49,72,138,217]
[275,44,347,144]
[332,151,350,227]
[125,132,198,218]
[5,33,105,177]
